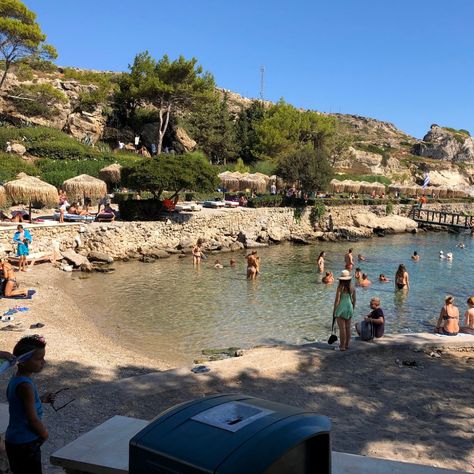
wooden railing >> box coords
[410,206,473,229]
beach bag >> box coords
[327,316,338,345]
[360,320,374,341]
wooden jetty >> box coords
[410,206,473,229]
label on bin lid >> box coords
[191,402,274,432]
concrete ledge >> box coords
[50,416,469,474]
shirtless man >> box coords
[359,273,372,287]
[344,248,354,271]
[246,250,260,280]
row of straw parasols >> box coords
[0,172,109,210]
[219,171,282,193]
[387,185,468,198]
[330,179,386,194]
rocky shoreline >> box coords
[1,202,473,270]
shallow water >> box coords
[62,232,473,365]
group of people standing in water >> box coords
[318,247,474,349]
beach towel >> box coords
[3,290,36,300]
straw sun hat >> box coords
[339,270,352,280]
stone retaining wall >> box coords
[0,203,472,262]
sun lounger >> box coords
[53,213,95,222]
[175,204,202,212]
[224,201,240,208]
[8,252,53,266]
[203,201,226,208]
[95,212,115,222]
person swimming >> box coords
[322,271,334,284]
[379,274,390,282]
[411,251,420,261]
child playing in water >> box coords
[214,259,223,269]
[5,335,55,474]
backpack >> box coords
[360,320,374,341]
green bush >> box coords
[76,88,108,113]
[336,173,391,185]
[0,153,39,183]
[247,194,283,208]
[386,201,394,215]
[28,141,96,160]
[36,158,115,187]
[6,84,67,118]
[309,202,326,227]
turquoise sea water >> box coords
[63,232,473,365]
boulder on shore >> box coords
[88,251,114,263]
[61,249,90,267]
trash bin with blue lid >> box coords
[129,393,331,473]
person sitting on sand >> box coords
[395,264,410,290]
[435,295,459,336]
[379,274,390,283]
[356,297,385,341]
[214,259,223,269]
[359,273,372,287]
[357,254,366,262]
[0,260,29,297]
[192,239,205,265]
[246,250,260,280]
[460,296,474,335]
[354,267,363,284]
[322,271,334,284]
[411,251,420,261]
[13,225,31,273]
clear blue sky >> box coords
[25,0,474,139]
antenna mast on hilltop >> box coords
[260,65,265,101]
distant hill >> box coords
[0,65,472,189]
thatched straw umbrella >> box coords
[0,186,7,208]
[388,185,400,196]
[62,174,107,202]
[218,171,241,192]
[358,181,373,194]
[435,187,447,198]
[344,180,361,194]
[330,179,344,193]
[4,173,58,215]
[99,164,122,187]
[239,173,267,193]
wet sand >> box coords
[0,264,473,473]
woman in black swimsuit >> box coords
[435,295,459,336]
[395,264,410,290]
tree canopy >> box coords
[121,152,219,198]
[276,147,333,193]
[117,52,215,154]
[0,0,57,89]
[253,100,336,161]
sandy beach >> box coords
[0,264,473,473]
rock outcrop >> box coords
[413,125,474,162]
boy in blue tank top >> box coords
[5,335,54,474]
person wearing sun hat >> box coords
[332,269,356,351]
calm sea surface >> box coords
[62,232,473,365]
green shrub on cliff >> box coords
[0,153,39,183]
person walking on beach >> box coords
[344,249,354,271]
[461,296,474,334]
[13,225,31,272]
[246,250,260,280]
[317,251,325,273]
[192,239,205,265]
[395,264,410,290]
[5,335,55,474]
[333,270,356,351]
[435,295,459,336]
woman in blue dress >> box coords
[333,269,356,351]
[13,225,32,272]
